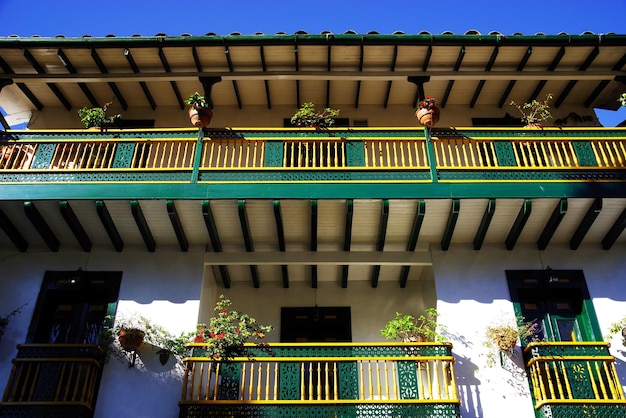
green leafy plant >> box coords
[606,316,626,346]
[0,303,27,339]
[380,308,446,342]
[193,295,273,361]
[290,102,340,129]
[78,102,121,129]
[618,93,626,107]
[184,91,209,109]
[510,93,554,126]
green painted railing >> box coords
[0,127,624,184]
[179,342,460,418]
[0,344,103,418]
[524,342,626,418]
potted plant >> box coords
[380,308,446,342]
[606,316,626,347]
[290,102,340,129]
[0,303,27,341]
[192,295,273,361]
[77,102,121,130]
[485,318,542,352]
[509,93,553,128]
[100,313,193,367]
[415,96,440,127]
[185,92,213,128]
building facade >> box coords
[0,32,625,418]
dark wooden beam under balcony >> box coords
[96,200,123,252]
[24,201,59,252]
[474,199,496,250]
[167,200,188,252]
[238,200,260,288]
[505,199,532,251]
[570,198,602,250]
[273,200,289,288]
[202,200,231,289]
[400,200,425,288]
[60,200,92,252]
[371,199,389,288]
[131,200,156,253]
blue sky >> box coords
[1,0,625,126]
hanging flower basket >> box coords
[117,328,145,351]
[416,107,441,127]
[188,107,213,128]
[415,96,440,127]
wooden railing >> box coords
[0,344,103,415]
[0,128,624,184]
[179,342,459,418]
[524,342,626,409]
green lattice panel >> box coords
[30,143,55,169]
[338,361,359,399]
[526,344,611,358]
[346,141,365,166]
[218,362,241,400]
[0,405,93,418]
[0,172,192,183]
[279,362,300,400]
[397,361,419,399]
[112,142,136,168]
[538,404,626,418]
[572,141,598,166]
[437,170,626,182]
[493,141,518,166]
[264,141,284,167]
[198,170,431,182]
[179,403,460,418]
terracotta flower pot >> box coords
[416,106,440,127]
[189,106,213,128]
[118,328,145,351]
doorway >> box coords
[506,269,602,344]
[27,270,122,345]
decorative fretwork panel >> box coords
[179,403,461,418]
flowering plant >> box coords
[485,318,542,353]
[418,96,437,111]
[619,93,626,107]
[194,295,273,361]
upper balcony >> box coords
[0,126,624,260]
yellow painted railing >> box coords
[363,139,429,168]
[1,129,624,173]
[181,342,458,406]
[432,138,499,168]
[1,344,103,411]
[182,357,457,403]
[525,342,626,409]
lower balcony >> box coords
[0,344,103,418]
[179,342,460,418]
[524,342,626,418]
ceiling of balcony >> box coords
[0,197,623,288]
[0,32,625,124]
